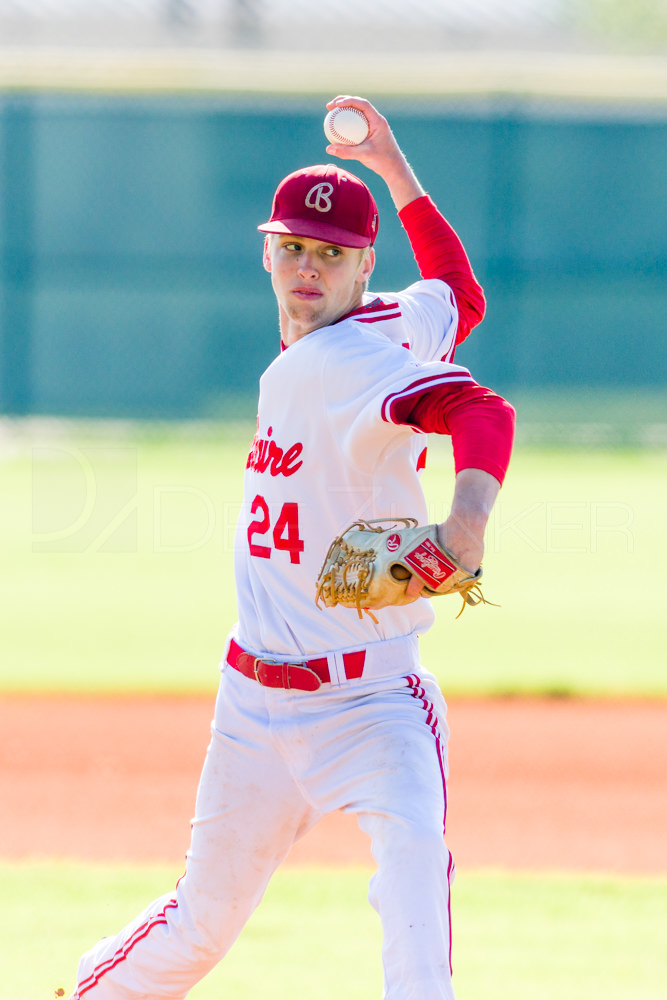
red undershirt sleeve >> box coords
[390,382,516,486]
[398,195,486,347]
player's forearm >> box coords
[449,468,500,524]
[436,468,500,573]
[377,150,426,212]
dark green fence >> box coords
[1,94,665,420]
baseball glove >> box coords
[315,518,490,621]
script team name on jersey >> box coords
[246,426,303,477]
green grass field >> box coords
[1,418,665,696]
[3,862,665,1000]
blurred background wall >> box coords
[0,0,665,440]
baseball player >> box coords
[69,96,515,1000]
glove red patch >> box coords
[403,538,457,590]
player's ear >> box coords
[262,235,272,272]
[358,247,375,283]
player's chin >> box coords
[287,302,326,330]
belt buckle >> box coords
[252,656,280,685]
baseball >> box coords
[324,107,370,146]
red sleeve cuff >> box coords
[390,381,516,486]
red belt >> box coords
[227,638,366,692]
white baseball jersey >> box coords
[234,278,474,657]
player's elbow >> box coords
[468,283,487,326]
[454,284,486,345]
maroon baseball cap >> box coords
[257,164,379,249]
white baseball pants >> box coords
[72,635,456,1000]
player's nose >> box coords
[297,253,319,278]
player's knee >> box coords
[375,816,450,868]
[177,878,261,966]
[403,823,449,865]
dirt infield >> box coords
[1,695,665,874]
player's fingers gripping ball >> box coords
[324,106,370,146]
[315,518,490,620]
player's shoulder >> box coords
[352,280,456,330]
[390,277,457,312]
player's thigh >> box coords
[356,674,449,830]
[312,671,449,829]
[187,668,314,890]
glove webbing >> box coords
[315,538,379,623]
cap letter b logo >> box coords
[305,182,334,213]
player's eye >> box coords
[323,246,342,258]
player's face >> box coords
[264,234,375,344]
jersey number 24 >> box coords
[247,494,304,565]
